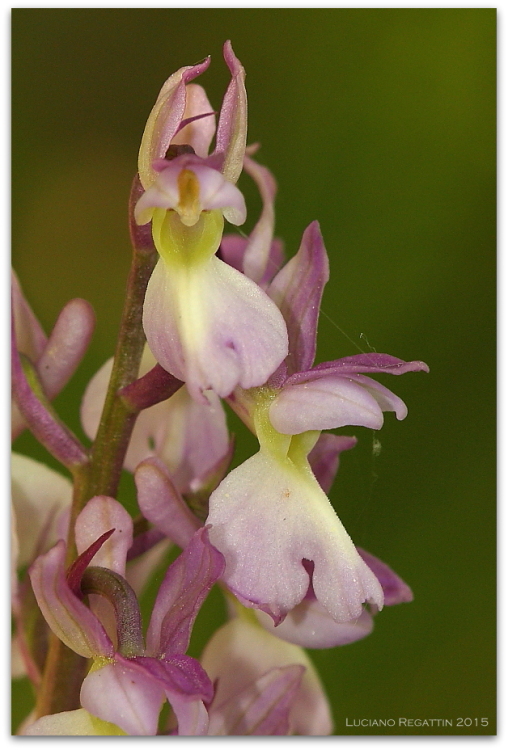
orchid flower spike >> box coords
[134,43,288,402]
[29,496,224,736]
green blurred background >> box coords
[11,8,496,736]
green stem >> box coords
[34,176,157,720]
[86,243,157,501]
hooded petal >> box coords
[207,449,383,623]
[201,616,332,736]
[215,41,247,186]
[209,664,304,736]
[11,453,72,568]
[143,254,288,401]
[171,83,216,158]
[268,221,329,375]
[29,540,114,659]
[146,527,224,657]
[138,58,211,189]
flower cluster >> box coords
[12,42,428,736]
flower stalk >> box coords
[35,177,159,720]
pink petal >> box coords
[146,527,224,657]
[11,320,87,467]
[135,158,247,227]
[170,697,209,736]
[201,617,332,736]
[220,233,284,289]
[171,83,216,158]
[80,356,111,442]
[135,457,200,549]
[29,540,114,659]
[138,58,211,189]
[218,234,248,273]
[11,270,46,360]
[83,654,213,735]
[143,255,288,401]
[287,352,430,385]
[255,601,373,649]
[81,661,164,736]
[11,453,72,568]
[75,496,133,577]
[131,653,213,703]
[268,221,329,375]
[358,548,414,606]
[215,41,247,186]
[241,156,278,284]
[269,375,386,434]
[36,298,95,401]
[209,665,304,735]
[82,349,229,489]
[347,373,408,420]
